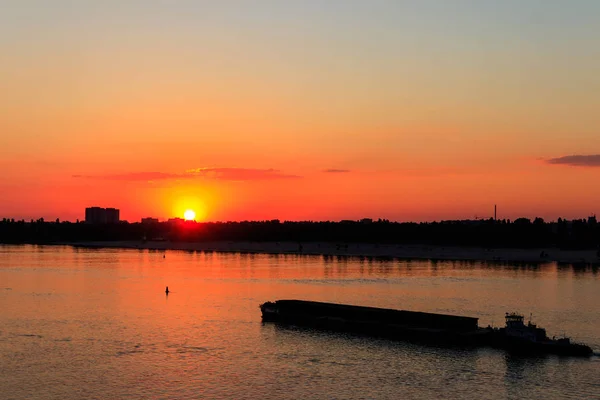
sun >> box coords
[183,209,196,221]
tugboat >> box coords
[497,313,592,357]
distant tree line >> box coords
[0,217,599,249]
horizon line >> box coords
[3,215,597,225]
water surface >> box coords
[0,245,598,399]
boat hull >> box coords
[491,333,593,357]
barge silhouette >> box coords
[260,300,593,357]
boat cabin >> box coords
[504,312,547,342]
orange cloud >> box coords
[72,172,188,181]
[73,167,302,182]
[185,167,301,180]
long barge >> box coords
[260,300,593,357]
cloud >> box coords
[72,172,189,181]
[185,167,301,180]
[546,155,600,167]
[323,169,350,173]
[73,168,302,182]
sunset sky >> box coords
[1,1,599,222]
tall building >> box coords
[105,208,120,224]
[85,207,120,224]
[85,207,106,224]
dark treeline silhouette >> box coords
[1,216,599,249]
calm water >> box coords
[0,245,599,399]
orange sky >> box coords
[1,1,599,222]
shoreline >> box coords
[25,240,600,264]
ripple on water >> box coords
[16,334,43,339]
[115,348,144,357]
[177,346,209,353]
[285,278,406,286]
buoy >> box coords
[165,286,169,295]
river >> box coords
[0,245,598,399]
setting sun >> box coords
[183,209,196,221]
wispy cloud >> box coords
[72,172,189,181]
[73,167,302,182]
[546,155,600,167]
[185,167,301,180]
[323,169,350,173]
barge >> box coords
[260,300,493,345]
[260,300,593,357]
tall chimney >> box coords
[494,204,497,221]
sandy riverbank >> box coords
[60,241,600,264]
